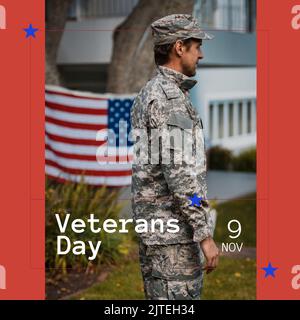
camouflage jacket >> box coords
[130,65,213,245]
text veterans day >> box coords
[55,213,179,260]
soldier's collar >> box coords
[157,65,197,91]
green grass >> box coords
[71,253,255,300]
[70,194,256,300]
[213,193,256,247]
[71,257,145,300]
[202,257,256,300]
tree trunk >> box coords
[46,0,73,85]
[106,0,194,94]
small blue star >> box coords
[188,194,203,207]
[23,24,39,38]
[261,262,279,278]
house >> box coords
[191,0,256,153]
[52,0,256,154]
[52,0,139,92]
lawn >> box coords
[213,193,256,247]
[71,252,255,300]
[70,193,256,300]
[202,256,256,300]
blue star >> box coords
[188,194,203,207]
[23,24,39,38]
[261,262,279,278]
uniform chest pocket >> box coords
[167,113,193,130]
[165,113,193,152]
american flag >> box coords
[45,85,134,186]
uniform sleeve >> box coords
[148,99,213,243]
[162,155,213,243]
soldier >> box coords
[130,14,219,300]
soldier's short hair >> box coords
[154,38,198,66]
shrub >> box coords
[207,146,233,170]
[232,148,256,172]
[206,146,256,172]
[46,176,126,277]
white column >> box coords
[251,99,256,133]
[242,100,248,135]
[233,101,239,137]
[212,102,219,141]
[223,101,229,139]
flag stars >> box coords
[108,98,134,147]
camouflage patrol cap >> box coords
[151,14,214,45]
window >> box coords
[229,103,234,136]
[247,100,252,133]
[238,102,243,134]
[68,0,139,20]
[208,97,256,141]
[194,0,256,33]
[209,103,214,139]
[218,103,224,138]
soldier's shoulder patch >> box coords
[141,78,166,104]
[158,80,181,100]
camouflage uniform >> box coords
[130,14,214,300]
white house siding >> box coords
[191,67,256,153]
[57,17,126,65]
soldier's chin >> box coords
[183,66,196,77]
[188,69,196,77]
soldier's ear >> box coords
[174,40,184,57]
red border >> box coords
[0,0,44,299]
[257,0,300,299]
[1,0,300,300]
